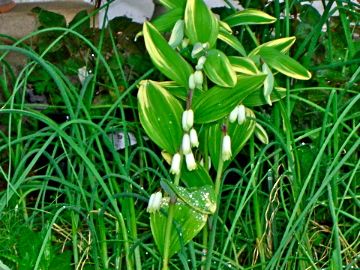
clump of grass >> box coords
[0,1,359,269]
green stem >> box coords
[162,202,176,270]
[162,172,181,270]
[250,137,265,268]
[205,135,225,270]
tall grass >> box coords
[0,1,359,269]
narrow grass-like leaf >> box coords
[143,22,193,87]
[203,49,237,88]
[259,47,311,80]
[224,9,276,27]
[138,80,183,154]
[184,0,219,47]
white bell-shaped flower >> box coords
[196,56,207,70]
[229,105,239,123]
[185,152,197,171]
[182,109,194,132]
[222,134,232,161]
[237,104,246,125]
[170,153,181,175]
[188,73,196,90]
[182,133,192,154]
[189,128,199,148]
[147,191,162,213]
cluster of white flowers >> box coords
[169,43,212,175]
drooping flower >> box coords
[182,109,194,132]
[188,73,196,90]
[170,152,181,175]
[189,128,199,148]
[168,19,184,49]
[191,42,203,58]
[222,134,232,161]
[196,56,207,70]
[237,104,246,125]
[229,105,239,123]
[185,152,197,171]
[194,70,203,88]
[182,133,191,154]
[147,191,162,213]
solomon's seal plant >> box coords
[137,0,311,268]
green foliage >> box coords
[0,1,359,270]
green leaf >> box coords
[193,74,266,123]
[208,109,256,170]
[138,81,183,154]
[32,7,67,28]
[218,29,246,56]
[181,163,213,187]
[68,10,90,33]
[258,47,312,80]
[242,87,286,107]
[249,37,296,56]
[203,49,237,88]
[184,0,219,47]
[262,62,274,105]
[143,22,193,87]
[228,56,260,75]
[158,81,204,102]
[159,0,186,9]
[150,199,207,258]
[151,8,184,33]
[224,9,276,27]
[161,180,216,214]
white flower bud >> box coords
[147,191,162,213]
[170,153,181,175]
[196,56,207,70]
[191,42,203,58]
[237,104,246,124]
[222,135,232,161]
[182,133,191,154]
[229,105,239,123]
[189,73,196,90]
[202,42,209,50]
[194,70,203,87]
[168,19,184,49]
[181,38,189,48]
[189,128,199,148]
[185,152,197,171]
[182,109,194,132]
